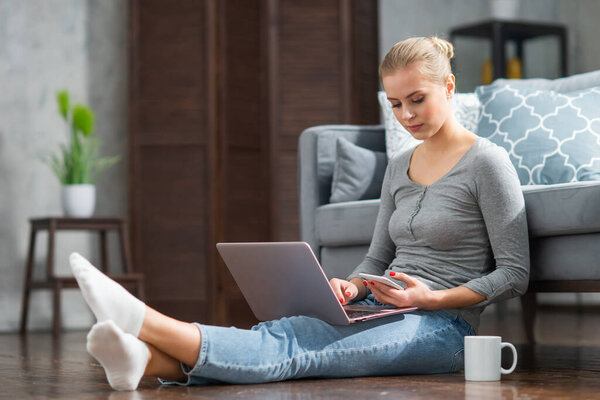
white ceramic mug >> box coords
[464,336,517,381]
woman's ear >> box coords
[446,74,456,99]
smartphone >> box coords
[358,273,406,290]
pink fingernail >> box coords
[345,291,351,297]
[390,272,396,277]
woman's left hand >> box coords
[366,272,439,310]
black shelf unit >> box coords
[450,19,568,79]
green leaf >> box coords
[72,104,95,137]
[56,90,69,120]
[44,91,120,185]
[90,155,120,183]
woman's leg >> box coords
[144,343,187,382]
[138,306,201,368]
[86,319,187,390]
[71,253,472,386]
[70,252,203,367]
[161,307,474,386]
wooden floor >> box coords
[2,306,600,400]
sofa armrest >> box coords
[298,124,385,258]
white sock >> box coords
[87,320,149,391]
[70,252,146,337]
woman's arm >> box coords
[461,147,530,305]
[367,272,485,310]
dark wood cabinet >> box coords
[128,0,379,327]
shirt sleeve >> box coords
[462,146,530,306]
[346,161,397,280]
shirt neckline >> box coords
[405,137,481,188]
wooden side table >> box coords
[19,217,145,336]
[450,19,568,80]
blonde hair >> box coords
[379,36,454,84]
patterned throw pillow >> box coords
[476,84,600,185]
[378,91,480,159]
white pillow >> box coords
[378,91,480,159]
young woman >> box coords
[73,36,529,391]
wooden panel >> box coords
[137,0,207,145]
[215,0,267,326]
[272,0,343,241]
[221,0,263,150]
[130,0,217,324]
[279,0,343,138]
[354,0,380,125]
[277,150,300,240]
[129,0,379,327]
[138,146,209,301]
[221,0,269,243]
[224,149,270,241]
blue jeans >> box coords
[160,295,474,386]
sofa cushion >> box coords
[316,181,600,246]
[329,137,387,203]
[378,90,480,159]
[476,84,600,185]
[316,199,380,246]
[523,181,600,237]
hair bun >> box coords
[429,36,454,60]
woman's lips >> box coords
[408,124,423,132]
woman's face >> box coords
[382,63,454,141]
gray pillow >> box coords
[329,137,388,203]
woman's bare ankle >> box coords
[137,306,202,368]
[143,343,186,381]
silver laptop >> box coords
[216,242,417,325]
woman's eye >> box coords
[413,97,424,104]
[391,103,401,108]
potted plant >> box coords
[46,90,119,217]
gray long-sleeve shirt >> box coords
[347,137,530,331]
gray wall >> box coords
[0,0,128,332]
[379,0,600,308]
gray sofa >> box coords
[299,103,600,342]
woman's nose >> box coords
[401,107,414,122]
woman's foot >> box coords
[70,252,145,336]
[87,320,149,391]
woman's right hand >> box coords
[329,278,360,305]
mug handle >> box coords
[500,342,518,374]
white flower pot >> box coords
[62,184,96,218]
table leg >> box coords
[53,279,62,336]
[120,221,133,274]
[47,220,56,281]
[100,229,108,273]
[19,229,37,334]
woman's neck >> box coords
[420,117,474,155]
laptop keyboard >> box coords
[346,310,386,319]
